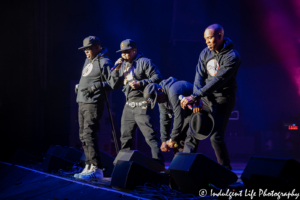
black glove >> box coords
[81,86,95,97]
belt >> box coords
[126,101,148,108]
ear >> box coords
[218,33,222,39]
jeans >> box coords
[78,102,104,168]
[120,104,164,164]
[183,94,236,170]
[173,108,192,154]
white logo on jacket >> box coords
[206,59,219,76]
[82,63,93,77]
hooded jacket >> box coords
[110,53,162,101]
[76,47,113,103]
[159,77,193,143]
[192,37,241,99]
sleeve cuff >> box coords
[191,94,201,101]
[139,80,145,87]
[161,139,167,143]
[171,136,177,142]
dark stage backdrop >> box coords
[1,0,299,162]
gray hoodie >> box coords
[76,47,113,103]
[193,37,241,99]
[159,77,193,143]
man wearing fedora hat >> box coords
[110,39,165,165]
[143,77,193,155]
[180,24,241,170]
[74,36,114,180]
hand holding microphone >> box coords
[179,95,193,110]
[166,139,178,148]
[111,58,124,71]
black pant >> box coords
[173,108,193,154]
[120,104,164,164]
[78,102,104,168]
[183,94,235,170]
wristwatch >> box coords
[190,94,197,101]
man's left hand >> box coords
[160,142,170,152]
[129,81,140,89]
[193,99,203,113]
[81,86,95,97]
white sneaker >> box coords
[74,164,90,178]
[79,164,103,181]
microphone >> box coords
[110,58,123,71]
[179,95,193,110]
[166,140,178,148]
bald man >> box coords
[180,24,241,170]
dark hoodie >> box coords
[76,47,113,103]
[159,77,193,143]
[110,53,162,101]
[192,37,241,99]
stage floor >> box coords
[0,161,246,200]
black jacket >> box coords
[159,77,193,143]
[76,47,113,103]
[110,53,162,101]
[193,37,241,99]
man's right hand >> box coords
[180,96,195,109]
[114,58,123,71]
[160,142,170,152]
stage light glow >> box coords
[288,126,298,130]
[256,0,300,96]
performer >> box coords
[181,24,241,170]
[74,36,114,180]
[143,77,193,154]
[111,39,165,165]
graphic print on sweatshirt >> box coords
[207,59,219,76]
[82,63,93,77]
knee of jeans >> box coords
[145,136,157,144]
[85,141,97,147]
[210,134,224,143]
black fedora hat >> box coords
[143,83,162,109]
[78,36,101,50]
[189,111,214,140]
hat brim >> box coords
[78,44,93,50]
[151,94,157,109]
[189,112,214,140]
[116,47,133,53]
[151,84,163,109]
